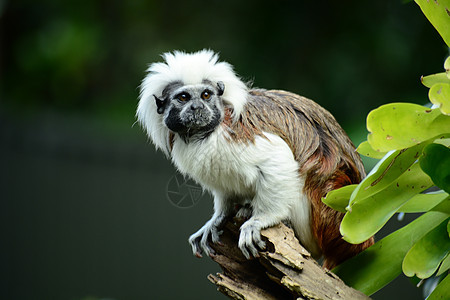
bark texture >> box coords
[207,220,371,300]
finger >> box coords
[240,245,251,259]
[252,231,266,250]
[200,231,215,257]
[189,234,204,258]
[247,242,259,258]
[239,231,253,259]
[210,228,223,244]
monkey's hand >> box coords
[188,213,226,258]
[238,218,267,259]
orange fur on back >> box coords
[224,89,374,269]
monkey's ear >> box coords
[154,95,166,114]
[217,81,225,96]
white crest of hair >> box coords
[137,49,248,155]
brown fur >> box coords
[223,89,374,269]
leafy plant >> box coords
[322,1,450,298]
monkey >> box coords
[137,50,374,269]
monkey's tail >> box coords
[318,205,374,270]
[305,165,374,270]
[296,103,374,269]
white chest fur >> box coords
[170,127,320,257]
[171,126,259,197]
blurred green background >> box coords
[1,0,448,299]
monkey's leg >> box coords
[188,192,232,258]
[238,161,302,259]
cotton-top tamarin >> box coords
[137,50,374,269]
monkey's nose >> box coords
[190,102,204,110]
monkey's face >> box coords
[158,81,225,139]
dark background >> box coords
[1,0,448,299]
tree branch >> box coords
[207,220,371,300]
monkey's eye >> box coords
[201,90,212,100]
[177,93,190,102]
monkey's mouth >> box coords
[184,111,212,128]
[176,110,221,139]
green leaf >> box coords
[342,137,450,243]
[356,141,387,159]
[322,184,357,213]
[333,211,449,296]
[433,197,450,214]
[349,136,445,206]
[427,274,450,300]
[367,103,450,152]
[420,143,450,193]
[398,192,449,213]
[415,0,450,47]
[434,137,450,147]
[429,83,450,115]
[421,72,450,88]
[445,56,450,79]
[402,218,450,279]
[437,250,450,276]
[341,162,433,244]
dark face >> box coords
[161,81,225,141]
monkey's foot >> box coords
[238,219,266,259]
[235,202,252,220]
[188,216,225,258]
